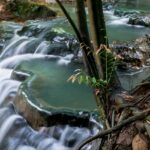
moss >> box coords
[6,0,57,19]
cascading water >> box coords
[0,19,101,150]
[0,64,99,150]
[0,2,150,148]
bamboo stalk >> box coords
[76,0,99,78]
[87,0,108,79]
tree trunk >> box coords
[87,0,108,79]
[76,0,99,78]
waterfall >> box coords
[0,19,101,150]
[0,64,99,150]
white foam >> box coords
[15,40,30,55]
[109,17,129,25]
[0,115,22,144]
[0,79,20,106]
[1,36,28,58]
[57,54,74,65]
[34,41,49,54]
[16,146,36,150]
[0,68,12,78]
[127,24,145,28]
[0,54,49,69]
[104,10,114,15]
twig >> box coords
[117,92,150,109]
[77,109,150,150]
[131,81,150,95]
[137,81,150,86]
[111,109,115,127]
[55,0,82,42]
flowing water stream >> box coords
[0,1,150,150]
[0,20,100,150]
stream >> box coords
[0,0,150,150]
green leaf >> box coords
[92,77,97,84]
[78,75,84,84]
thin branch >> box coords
[119,92,150,109]
[55,0,82,42]
[77,109,150,150]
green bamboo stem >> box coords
[87,0,107,79]
[76,0,99,78]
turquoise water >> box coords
[117,0,150,12]
[0,0,150,111]
[107,22,150,42]
[16,57,96,111]
[105,0,150,42]
[53,2,150,43]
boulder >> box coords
[12,57,99,128]
[5,0,57,20]
[128,16,150,27]
[114,9,140,17]
[16,19,80,56]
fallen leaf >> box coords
[132,134,148,150]
[117,125,137,146]
[123,95,134,102]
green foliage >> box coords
[68,45,117,89]
[96,45,116,84]
[68,69,108,88]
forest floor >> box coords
[0,3,14,21]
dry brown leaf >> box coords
[117,125,137,146]
[123,95,134,102]
[132,134,148,150]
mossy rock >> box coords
[11,56,98,128]
[6,0,57,19]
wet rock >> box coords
[11,70,30,82]
[113,45,145,71]
[128,16,150,27]
[103,2,113,11]
[72,50,83,64]
[114,9,140,17]
[0,43,4,52]
[16,19,80,57]
[0,21,22,42]
[17,25,44,37]
[45,43,72,55]
[5,0,57,20]
[15,90,98,128]
[112,34,150,71]
[13,57,99,129]
[146,59,150,66]
[112,35,150,90]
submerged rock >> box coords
[114,9,140,17]
[12,57,99,129]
